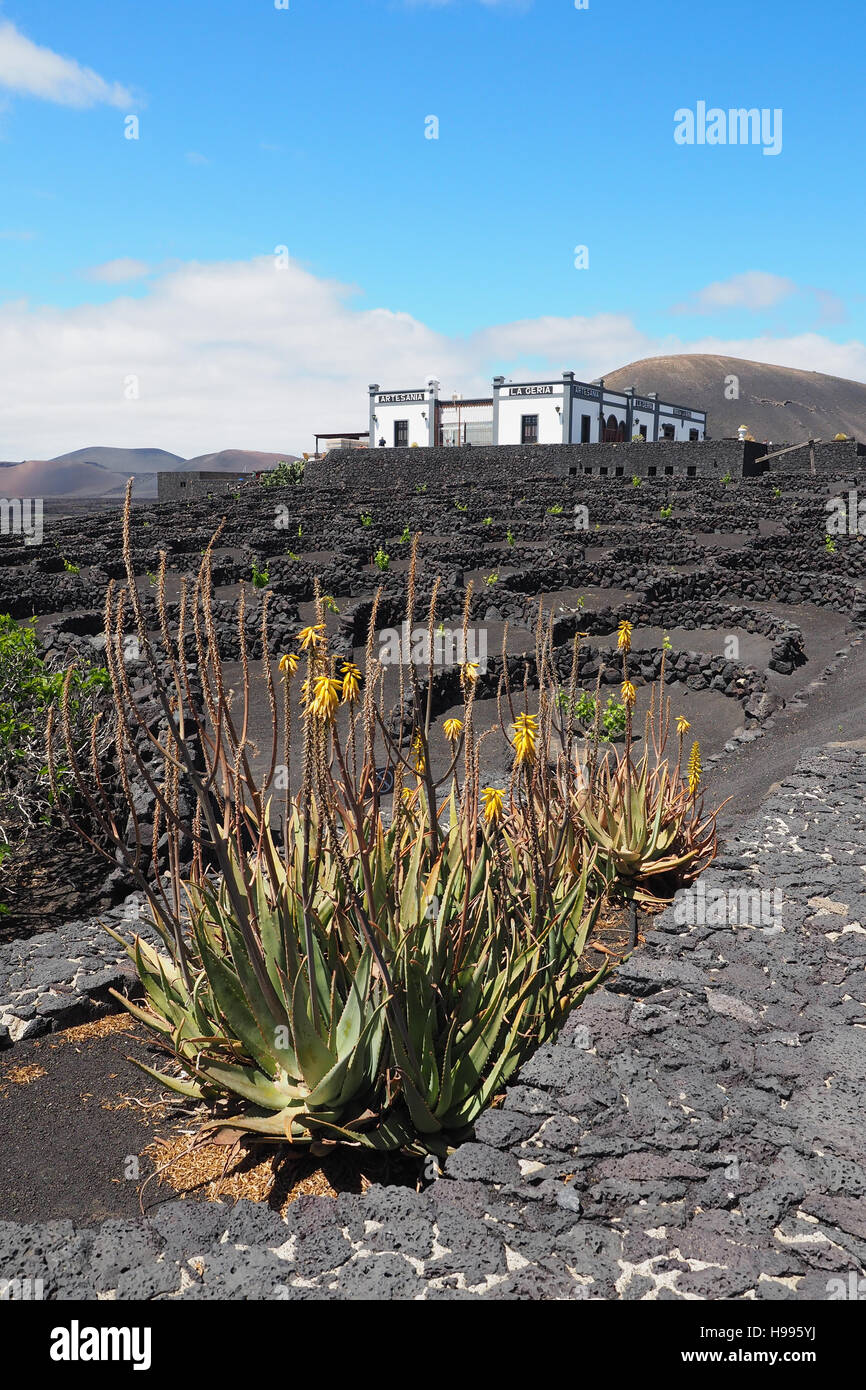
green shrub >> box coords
[1,614,109,826]
[260,459,305,487]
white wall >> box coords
[630,408,656,439]
[372,391,431,447]
[496,383,566,444]
[658,407,706,441]
[601,391,629,438]
[570,390,602,442]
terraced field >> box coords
[2,464,866,1304]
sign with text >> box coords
[507,385,556,397]
[378,392,426,404]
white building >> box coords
[367,374,706,447]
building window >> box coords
[521,414,538,444]
[580,414,592,443]
[584,467,593,475]
[615,467,624,477]
[639,424,648,440]
[600,466,608,476]
[648,466,657,477]
[687,466,697,478]
[665,466,674,476]
[689,428,699,442]
[394,420,409,447]
[662,424,675,440]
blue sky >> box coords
[0,0,863,456]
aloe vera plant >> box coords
[47,492,609,1155]
[49,493,723,1155]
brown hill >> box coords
[181,450,297,472]
[604,355,866,444]
[0,448,298,498]
[0,459,158,499]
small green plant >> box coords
[145,570,159,588]
[825,534,837,554]
[400,525,411,544]
[1,614,109,825]
[506,527,515,546]
[601,696,628,741]
[251,560,270,590]
[260,459,305,487]
[547,503,564,515]
[659,503,673,521]
[286,550,300,562]
[632,475,642,488]
[721,472,733,486]
[374,547,390,571]
[61,556,80,575]
[557,689,598,724]
[360,511,373,527]
[323,594,340,614]
[555,689,627,742]
[663,631,673,652]
[415,482,427,494]
[483,516,493,526]
[773,486,782,499]
[486,571,499,586]
[455,501,468,513]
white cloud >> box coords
[0,20,133,109]
[673,271,797,314]
[0,255,863,459]
[84,258,151,284]
[185,151,211,166]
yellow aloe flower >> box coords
[308,675,341,721]
[675,715,691,736]
[687,740,702,797]
[621,679,637,708]
[512,711,538,765]
[443,718,463,742]
[617,619,633,653]
[461,661,479,687]
[297,622,326,651]
[411,731,426,774]
[278,652,298,676]
[340,661,362,703]
[481,786,505,824]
